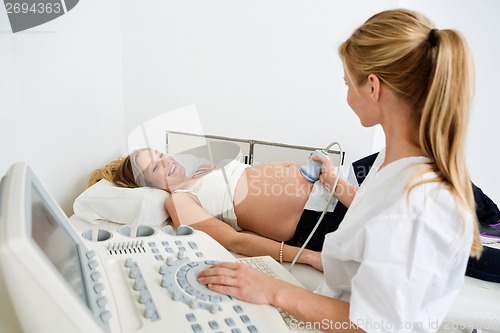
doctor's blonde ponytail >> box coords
[419,29,482,257]
[338,9,482,258]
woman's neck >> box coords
[167,165,215,192]
[167,177,198,193]
[382,140,424,168]
[379,105,424,169]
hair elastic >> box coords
[428,28,438,47]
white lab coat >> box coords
[318,150,473,333]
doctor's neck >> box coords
[379,106,425,168]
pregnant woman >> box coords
[90,148,357,271]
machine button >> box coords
[159,265,168,275]
[177,250,185,259]
[96,296,108,307]
[90,271,102,281]
[247,325,259,333]
[86,250,96,259]
[124,258,134,267]
[185,313,196,322]
[138,292,149,304]
[210,303,220,314]
[189,298,199,309]
[191,323,202,333]
[100,311,112,322]
[210,295,222,303]
[209,320,220,329]
[129,269,139,279]
[88,260,98,270]
[94,283,105,293]
[144,306,155,319]
[225,318,235,326]
[133,281,145,291]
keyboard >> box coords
[237,256,305,288]
[238,256,307,329]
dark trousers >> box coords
[473,183,500,226]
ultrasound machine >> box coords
[0,163,312,333]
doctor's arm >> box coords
[198,262,365,333]
[165,194,323,271]
[314,155,358,208]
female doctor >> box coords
[198,8,483,332]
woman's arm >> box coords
[166,194,323,271]
[194,219,323,271]
[198,262,365,333]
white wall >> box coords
[120,0,500,205]
[0,0,126,214]
[120,0,399,160]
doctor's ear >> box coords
[368,74,381,101]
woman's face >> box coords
[344,71,378,127]
[135,149,186,192]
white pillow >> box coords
[73,179,169,226]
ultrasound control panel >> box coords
[74,223,291,333]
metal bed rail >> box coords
[165,130,345,166]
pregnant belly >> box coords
[233,162,313,240]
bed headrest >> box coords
[73,179,169,226]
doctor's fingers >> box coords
[198,262,254,286]
[198,263,276,304]
[198,262,240,278]
[319,161,337,189]
[312,154,335,169]
[311,154,331,164]
[319,159,336,176]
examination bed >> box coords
[70,130,500,333]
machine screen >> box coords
[31,185,89,307]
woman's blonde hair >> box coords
[87,148,156,189]
[87,156,139,189]
[338,9,482,258]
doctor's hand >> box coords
[312,154,337,192]
[198,262,285,305]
